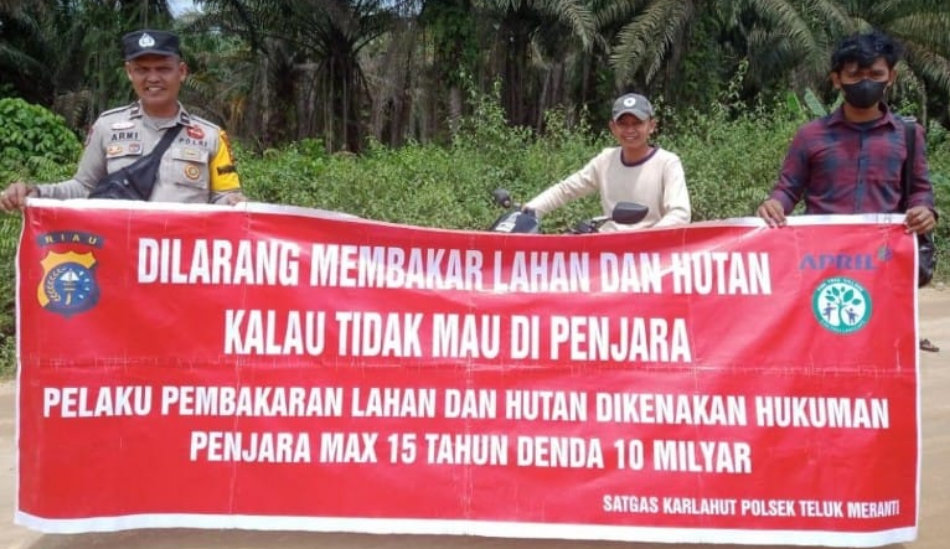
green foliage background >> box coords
[0,98,81,374]
[1,92,948,376]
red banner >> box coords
[15,200,920,546]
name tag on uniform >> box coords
[181,147,204,160]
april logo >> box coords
[36,232,103,317]
[812,277,872,334]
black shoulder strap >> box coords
[899,116,915,212]
[121,124,182,199]
[150,123,182,160]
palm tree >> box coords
[418,0,476,137]
[1,0,176,129]
[470,0,595,127]
[193,0,392,152]
[604,0,825,106]
[808,0,950,125]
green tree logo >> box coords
[812,277,872,334]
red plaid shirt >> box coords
[770,104,934,215]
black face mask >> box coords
[841,79,887,109]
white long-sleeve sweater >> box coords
[524,146,691,232]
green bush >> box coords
[0,97,81,182]
[660,100,803,220]
[0,215,19,375]
[0,98,82,375]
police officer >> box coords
[0,29,245,210]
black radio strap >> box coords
[899,115,938,288]
[899,116,915,211]
[90,123,182,200]
[149,123,182,161]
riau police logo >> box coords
[36,231,103,317]
[812,277,872,334]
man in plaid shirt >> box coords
[757,29,938,351]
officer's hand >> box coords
[0,182,37,212]
[904,206,936,234]
[224,192,248,206]
[756,198,787,228]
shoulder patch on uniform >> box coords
[188,114,223,131]
[220,130,236,159]
[99,102,137,117]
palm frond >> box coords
[904,46,950,92]
[531,0,595,47]
[744,0,820,58]
[609,0,694,85]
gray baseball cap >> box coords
[611,93,654,121]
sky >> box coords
[169,0,198,17]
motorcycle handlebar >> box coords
[491,188,649,235]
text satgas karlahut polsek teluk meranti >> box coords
[603,495,901,520]
[135,238,772,295]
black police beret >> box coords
[122,30,182,61]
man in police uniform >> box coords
[0,29,245,210]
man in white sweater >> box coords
[524,93,691,232]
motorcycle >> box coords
[488,189,541,234]
[489,188,649,234]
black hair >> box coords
[830,30,903,72]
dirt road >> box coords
[1,287,947,549]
